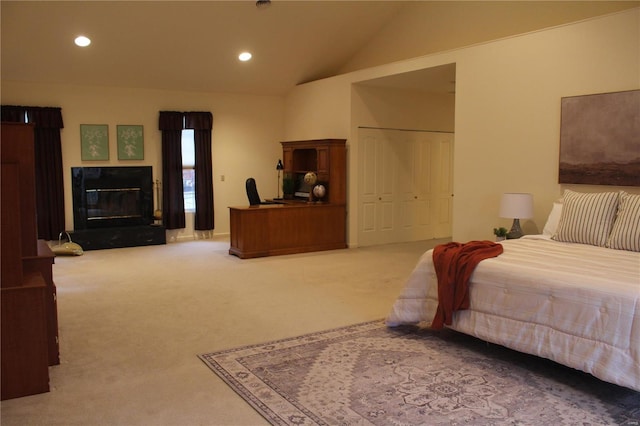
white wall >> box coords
[0,81,285,239]
[283,75,352,140]
[452,8,639,240]
[339,1,639,74]
[284,9,640,244]
[351,85,455,133]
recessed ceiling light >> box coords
[238,52,252,62]
[74,35,91,47]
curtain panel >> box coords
[193,128,214,230]
[158,111,214,231]
[159,111,186,230]
[1,105,65,240]
[185,112,214,230]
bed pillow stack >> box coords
[542,201,563,237]
[552,190,619,247]
[551,190,640,252]
[606,191,640,252]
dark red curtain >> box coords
[29,107,65,240]
[1,105,26,122]
[184,112,214,231]
[1,105,65,240]
[158,111,186,230]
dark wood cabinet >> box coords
[317,147,329,175]
[1,122,58,400]
[23,241,60,366]
[1,274,50,399]
[229,139,347,258]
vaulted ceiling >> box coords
[2,1,637,96]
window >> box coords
[182,129,195,212]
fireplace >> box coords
[72,166,153,230]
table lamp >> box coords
[276,159,284,199]
[499,193,533,239]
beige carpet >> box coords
[200,320,640,425]
[0,237,444,425]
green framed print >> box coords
[80,124,109,161]
[117,125,144,160]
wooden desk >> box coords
[229,203,346,258]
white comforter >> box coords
[386,235,640,391]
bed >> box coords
[386,190,640,392]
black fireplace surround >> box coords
[72,166,153,229]
[70,167,165,250]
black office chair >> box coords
[246,177,286,206]
[246,178,262,205]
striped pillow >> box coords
[606,192,640,252]
[552,190,619,247]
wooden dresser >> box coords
[1,122,59,400]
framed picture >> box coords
[559,89,639,186]
[80,124,109,161]
[117,125,144,160]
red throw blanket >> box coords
[431,241,504,329]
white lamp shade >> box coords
[499,193,533,219]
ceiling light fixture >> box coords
[238,52,252,62]
[74,35,91,47]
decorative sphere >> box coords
[303,172,317,186]
[313,184,326,199]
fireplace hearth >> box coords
[70,167,165,250]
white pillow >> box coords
[542,201,563,236]
[606,191,640,252]
[552,190,619,247]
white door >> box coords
[359,130,397,246]
[432,135,454,238]
[396,132,433,242]
[358,128,453,246]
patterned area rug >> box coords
[199,320,640,425]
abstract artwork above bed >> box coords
[559,89,639,186]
